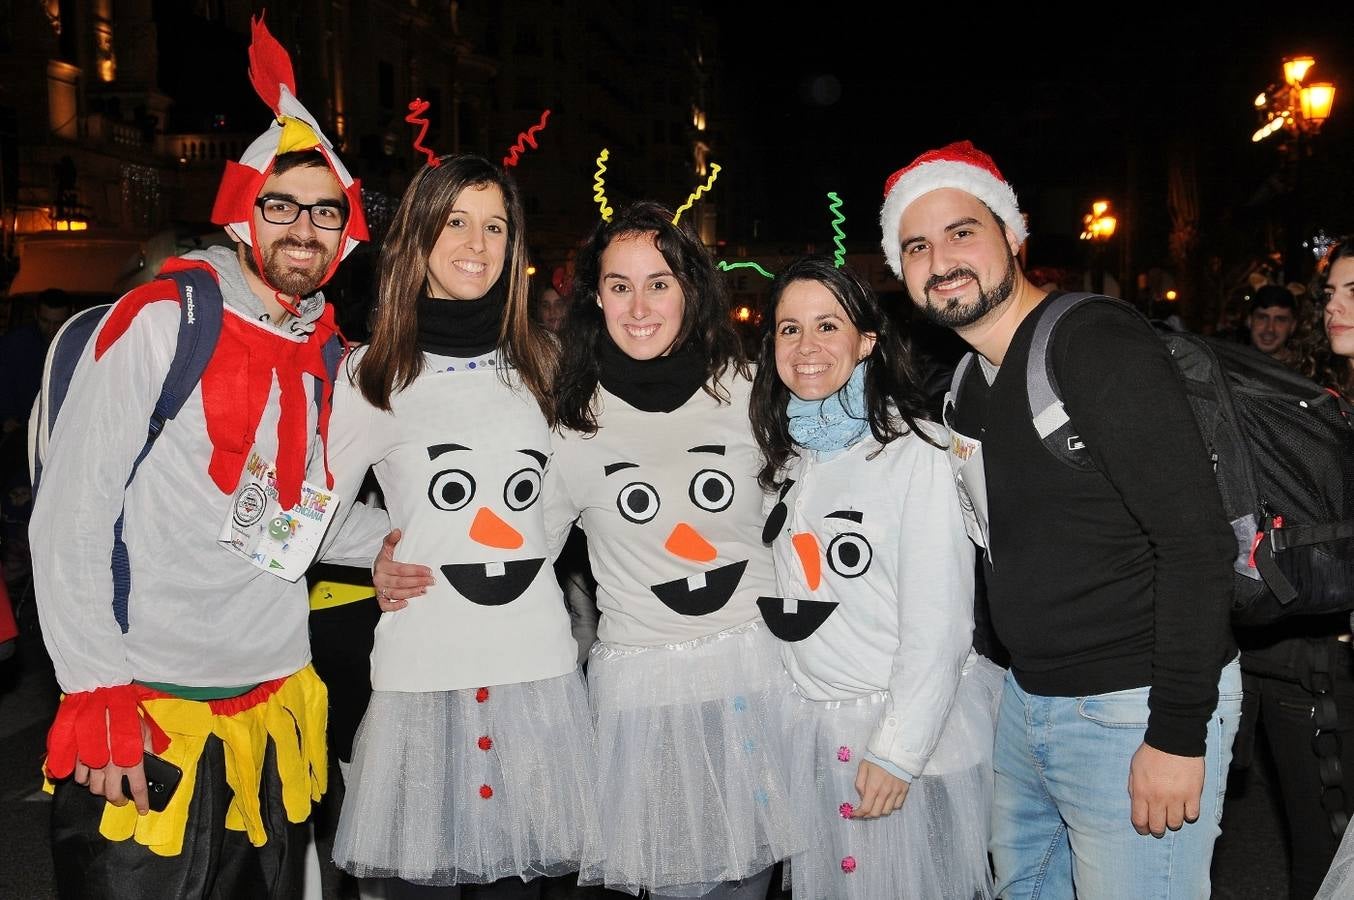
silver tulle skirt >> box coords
[583,620,803,896]
[332,669,603,886]
[781,652,1004,900]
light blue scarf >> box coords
[786,362,870,452]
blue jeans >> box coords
[990,658,1242,899]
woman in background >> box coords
[1307,236,1354,900]
[1301,238,1354,400]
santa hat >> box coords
[210,14,368,290]
[878,140,1025,278]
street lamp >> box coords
[1251,55,1337,282]
[1080,199,1117,295]
[1080,200,1117,242]
[1252,55,1336,144]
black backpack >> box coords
[944,292,1354,627]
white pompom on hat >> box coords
[879,140,1026,278]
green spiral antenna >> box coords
[827,191,846,268]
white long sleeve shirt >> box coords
[764,420,976,777]
[30,248,389,693]
[546,374,777,647]
[325,348,577,692]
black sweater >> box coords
[952,294,1236,756]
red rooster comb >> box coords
[248,12,296,116]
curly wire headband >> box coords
[503,110,552,168]
[404,99,440,167]
[591,149,722,226]
[716,193,849,280]
[404,101,552,169]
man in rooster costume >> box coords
[29,16,389,897]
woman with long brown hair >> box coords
[371,200,803,897]
[545,201,800,898]
[749,256,1002,899]
[323,154,600,899]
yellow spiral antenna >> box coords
[672,164,721,226]
[593,149,614,223]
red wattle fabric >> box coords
[200,306,338,509]
[95,257,340,511]
[273,337,310,509]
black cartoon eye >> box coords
[616,481,660,524]
[428,469,476,511]
[827,532,872,578]
[761,478,796,545]
[689,469,734,513]
[503,467,542,511]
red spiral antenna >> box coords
[502,109,552,168]
[404,98,441,168]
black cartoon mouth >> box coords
[441,558,545,606]
[756,596,839,642]
[650,560,748,616]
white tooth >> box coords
[484,561,506,577]
[686,571,707,591]
[782,596,799,614]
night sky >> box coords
[148,5,1354,278]
[714,10,1354,269]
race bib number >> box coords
[218,450,340,581]
[948,429,992,562]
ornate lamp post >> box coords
[1252,56,1336,145]
[1080,199,1117,295]
[1252,55,1337,281]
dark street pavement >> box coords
[0,616,1297,899]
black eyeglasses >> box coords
[254,196,348,231]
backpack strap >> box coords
[30,305,115,495]
[144,268,226,446]
[1025,291,1121,470]
[1252,518,1354,613]
[316,330,345,409]
[1268,521,1354,553]
[110,268,225,632]
[942,351,977,433]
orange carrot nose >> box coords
[792,532,821,591]
[665,522,718,562]
[469,507,524,549]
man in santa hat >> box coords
[31,16,388,897]
[879,141,1240,899]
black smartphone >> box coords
[120,751,183,813]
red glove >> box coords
[44,685,169,779]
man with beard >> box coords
[879,141,1240,899]
[29,17,389,898]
